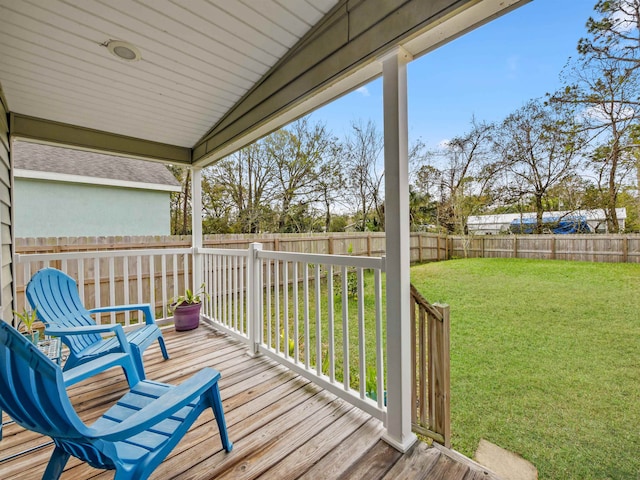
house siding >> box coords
[15,179,172,237]
[0,87,14,322]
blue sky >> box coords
[311,0,597,149]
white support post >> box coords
[381,47,417,453]
[247,242,263,355]
[191,167,203,292]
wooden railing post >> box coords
[247,242,263,356]
[429,303,451,448]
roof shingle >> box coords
[13,141,181,187]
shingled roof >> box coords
[13,141,181,188]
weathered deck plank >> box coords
[337,440,402,479]
[296,418,385,480]
[0,324,501,480]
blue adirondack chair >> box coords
[26,267,170,380]
[0,320,232,479]
[0,316,141,442]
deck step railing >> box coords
[410,284,451,447]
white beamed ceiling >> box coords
[0,0,338,148]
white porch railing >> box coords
[16,243,389,425]
[199,247,250,345]
[198,244,387,421]
[15,248,192,328]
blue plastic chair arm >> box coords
[91,368,221,441]
[90,304,156,325]
[45,324,132,355]
[45,324,125,335]
[63,352,139,387]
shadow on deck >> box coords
[0,323,499,480]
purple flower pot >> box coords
[173,302,202,331]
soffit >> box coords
[0,0,338,149]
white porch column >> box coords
[191,167,203,290]
[247,242,263,356]
[381,47,417,453]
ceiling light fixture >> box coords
[106,40,142,62]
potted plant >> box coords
[169,283,209,331]
[14,308,39,344]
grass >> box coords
[411,258,640,480]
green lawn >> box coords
[411,258,640,480]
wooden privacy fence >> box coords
[17,232,640,265]
[448,234,640,263]
[410,284,451,447]
[15,232,449,263]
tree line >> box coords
[171,0,640,236]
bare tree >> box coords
[494,100,586,233]
[209,142,276,233]
[316,142,346,232]
[552,54,639,231]
[343,120,384,231]
[168,165,191,235]
[266,118,333,232]
[548,0,640,232]
[432,118,497,234]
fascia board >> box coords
[14,168,182,192]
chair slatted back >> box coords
[0,321,85,438]
[26,268,102,354]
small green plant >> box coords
[333,267,359,298]
[365,364,377,398]
[14,308,39,343]
[279,331,295,356]
[321,347,330,375]
[169,283,210,312]
[347,269,358,298]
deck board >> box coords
[0,323,502,480]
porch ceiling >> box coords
[0,0,528,166]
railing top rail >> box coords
[16,247,192,263]
[197,247,251,257]
[410,283,443,321]
[257,249,385,270]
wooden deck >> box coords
[0,324,500,480]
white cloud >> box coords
[582,104,635,123]
[611,3,636,33]
[438,139,450,149]
[355,86,370,97]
